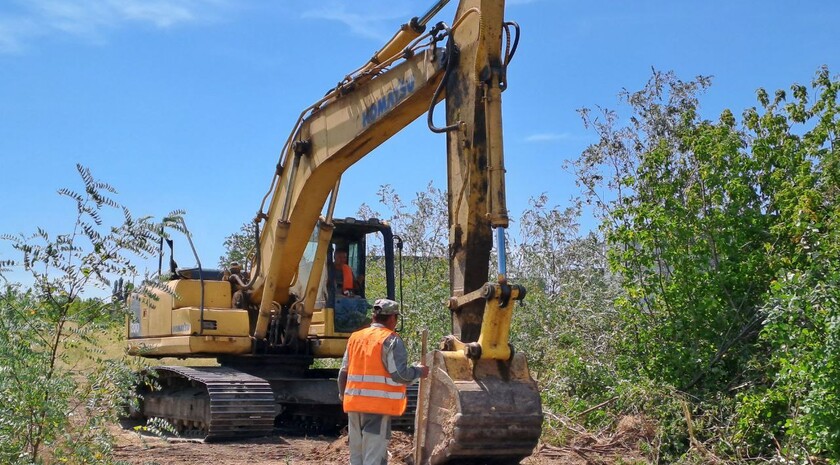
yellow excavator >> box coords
[127,0,543,463]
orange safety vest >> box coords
[341,264,354,292]
[343,326,407,416]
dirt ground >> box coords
[112,416,651,465]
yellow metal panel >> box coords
[308,308,339,336]
[171,307,250,337]
[476,302,513,361]
[145,288,173,337]
[309,323,326,334]
[311,338,348,358]
[130,279,237,338]
[441,351,474,381]
[126,335,252,357]
[323,308,335,335]
[170,280,232,309]
[309,308,351,356]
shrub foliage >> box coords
[0,165,174,464]
[571,67,839,462]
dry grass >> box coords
[59,323,218,374]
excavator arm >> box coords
[445,0,512,342]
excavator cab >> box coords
[306,218,398,356]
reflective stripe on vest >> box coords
[344,388,405,400]
[343,326,408,416]
[347,374,402,386]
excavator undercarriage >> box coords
[140,366,276,440]
[136,365,420,440]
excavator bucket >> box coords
[414,350,543,465]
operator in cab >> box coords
[333,248,368,331]
[334,248,356,296]
[338,299,429,465]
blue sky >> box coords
[1,0,839,284]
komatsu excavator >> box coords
[126,0,543,463]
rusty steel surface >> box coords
[415,351,543,465]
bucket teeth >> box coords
[415,351,543,465]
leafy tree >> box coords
[572,67,840,461]
[0,164,175,464]
[572,69,773,393]
[734,67,840,460]
[507,195,623,436]
[357,182,451,356]
[218,220,257,271]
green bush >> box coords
[572,67,840,463]
[0,165,173,464]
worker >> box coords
[338,298,429,465]
[333,248,368,332]
[334,249,355,295]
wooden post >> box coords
[413,328,429,465]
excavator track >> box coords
[140,366,276,441]
[391,383,419,431]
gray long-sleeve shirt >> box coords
[338,323,422,399]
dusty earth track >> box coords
[112,420,649,465]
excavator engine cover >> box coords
[415,350,543,464]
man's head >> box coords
[335,249,348,265]
[372,298,399,329]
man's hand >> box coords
[419,365,430,378]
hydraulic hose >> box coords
[499,21,520,91]
[426,8,481,133]
[427,23,459,134]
